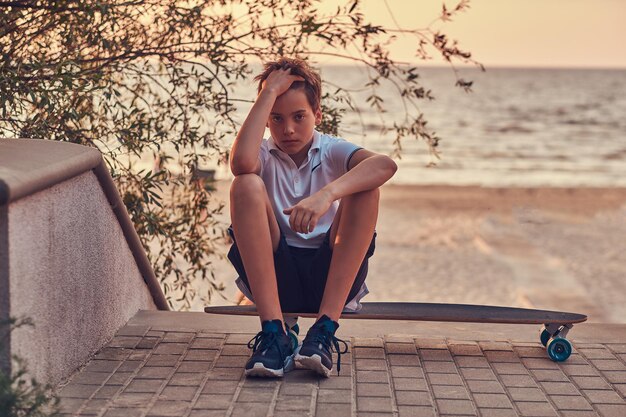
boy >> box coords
[228,57,397,377]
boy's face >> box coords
[267,88,322,159]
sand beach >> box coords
[198,181,626,323]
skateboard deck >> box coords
[204,302,586,362]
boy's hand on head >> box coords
[283,190,334,234]
[261,68,305,97]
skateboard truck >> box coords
[540,323,574,362]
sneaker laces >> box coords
[247,330,286,359]
[308,327,349,373]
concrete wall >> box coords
[7,171,157,385]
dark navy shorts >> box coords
[227,225,376,313]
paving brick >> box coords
[93,385,123,399]
[582,390,624,405]
[197,332,225,339]
[431,385,470,400]
[189,410,227,417]
[522,359,560,370]
[357,395,393,412]
[58,383,100,399]
[80,398,108,414]
[578,349,615,360]
[499,374,537,388]
[103,408,144,417]
[539,382,580,396]
[136,337,160,349]
[154,342,187,355]
[484,351,519,363]
[571,376,612,390]
[595,404,626,417]
[420,349,454,362]
[612,383,626,397]
[531,369,569,382]
[178,361,213,373]
[145,354,179,367]
[71,371,111,385]
[600,371,626,384]
[128,351,150,361]
[448,342,481,357]
[236,387,275,402]
[516,347,548,359]
[456,356,490,368]
[147,400,190,416]
[146,330,165,337]
[109,336,141,349]
[480,342,513,351]
[423,361,457,374]
[84,360,121,373]
[356,358,388,371]
[385,335,415,343]
[391,366,424,378]
[549,395,594,410]
[225,333,254,345]
[492,363,528,375]
[316,375,351,389]
[473,393,513,408]
[392,377,427,391]
[167,372,205,386]
[124,379,163,393]
[460,368,498,381]
[118,360,143,372]
[465,379,505,394]
[508,387,546,402]
[397,405,436,417]
[388,354,421,367]
[590,360,626,372]
[558,411,602,417]
[279,383,315,396]
[386,343,417,354]
[427,373,464,386]
[213,355,247,368]
[318,388,352,403]
[220,344,251,356]
[241,379,279,389]
[560,364,600,376]
[356,383,391,397]
[353,337,384,347]
[435,398,475,415]
[190,338,223,349]
[112,392,154,407]
[274,395,311,411]
[395,390,432,406]
[136,366,171,379]
[357,370,389,383]
[515,401,558,416]
[415,338,447,349]
[316,402,351,417]
[162,332,195,343]
[94,347,132,361]
[159,386,198,401]
[354,347,385,359]
[193,393,233,409]
[479,408,518,417]
[185,349,218,362]
[202,380,239,395]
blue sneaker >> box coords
[245,319,295,377]
[284,317,300,352]
[295,315,348,377]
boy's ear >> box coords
[314,108,322,125]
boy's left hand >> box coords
[283,190,333,234]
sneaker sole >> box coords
[245,354,295,378]
[294,353,331,377]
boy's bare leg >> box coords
[230,174,284,323]
[317,188,380,321]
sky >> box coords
[315,0,626,68]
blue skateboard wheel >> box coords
[540,328,551,347]
[547,337,572,362]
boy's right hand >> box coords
[261,68,305,97]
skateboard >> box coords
[204,302,587,362]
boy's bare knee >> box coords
[347,187,380,204]
[230,174,266,200]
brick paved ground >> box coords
[55,313,626,417]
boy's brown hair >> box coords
[254,57,322,111]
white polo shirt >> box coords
[258,130,362,249]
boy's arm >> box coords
[229,69,304,176]
[283,149,397,233]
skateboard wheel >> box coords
[547,337,572,362]
[540,328,551,347]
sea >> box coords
[201,66,626,188]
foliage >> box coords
[0,0,481,309]
[0,317,61,417]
